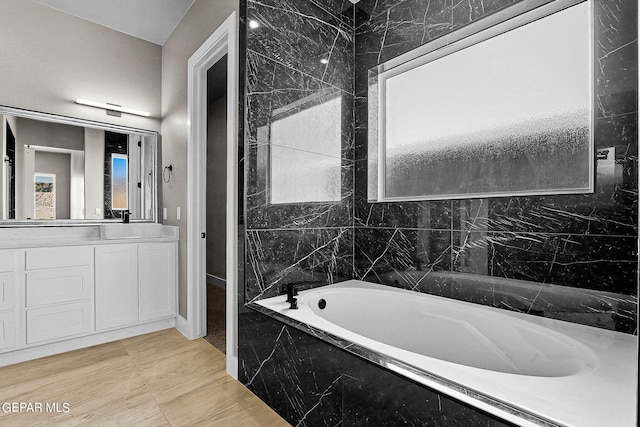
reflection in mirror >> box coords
[258,90,342,204]
[1,106,159,224]
[34,173,56,219]
[110,153,129,212]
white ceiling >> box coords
[31,0,195,45]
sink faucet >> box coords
[122,210,130,224]
[285,283,299,309]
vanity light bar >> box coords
[75,99,151,117]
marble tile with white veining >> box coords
[452,230,637,329]
[452,0,523,29]
[354,228,452,283]
[245,228,354,302]
[238,313,344,427]
[247,0,354,92]
[595,0,638,119]
[355,0,453,67]
[342,352,515,427]
[245,52,354,229]
[453,192,637,237]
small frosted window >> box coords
[111,154,128,210]
[270,95,342,204]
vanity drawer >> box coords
[26,301,93,344]
[26,267,93,307]
[0,273,16,311]
[0,311,16,350]
[0,251,16,273]
[26,247,92,270]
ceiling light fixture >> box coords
[75,98,151,117]
[320,58,329,64]
[249,20,260,29]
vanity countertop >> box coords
[0,224,178,249]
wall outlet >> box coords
[95,207,101,215]
[177,206,181,221]
[163,207,167,220]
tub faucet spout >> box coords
[285,283,299,309]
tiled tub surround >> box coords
[239,0,638,426]
[253,281,637,427]
[353,0,638,333]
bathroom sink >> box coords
[100,223,164,239]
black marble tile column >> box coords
[239,0,357,424]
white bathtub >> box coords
[255,280,638,427]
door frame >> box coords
[184,11,238,378]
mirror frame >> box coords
[0,105,161,226]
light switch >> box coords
[163,207,168,220]
[95,208,101,215]
[177,207,181,221]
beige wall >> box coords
[161,0,239,316]
[0,0,161,131]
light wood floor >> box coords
[0,329,290,427]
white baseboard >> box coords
[0,318,175,367]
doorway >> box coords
[184,11,238,378]
[204,55,228,353]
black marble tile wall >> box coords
[353,0,638,333]
[244,228,354,302]
[238,313,344,426]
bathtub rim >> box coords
[249,279,637,427]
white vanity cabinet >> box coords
[95,242,177,331]
[0,225,178,367]
[0,251,17,351]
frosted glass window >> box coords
[111,154,128,210]
[371,0,593,201]
[270,95,342,204]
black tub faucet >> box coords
[285,283,299,309]
[122,210,130,223]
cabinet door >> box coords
[138,243,176,321]
[0,311,16,350]
[0,273,15,311]
[0,250,16,273]
[95,245,138,330]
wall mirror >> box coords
[1,105,159,225]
